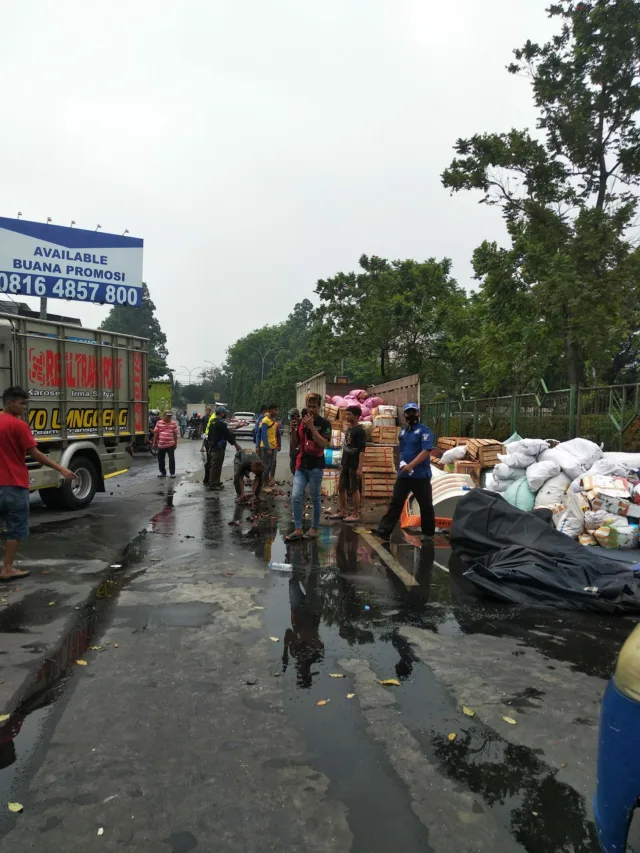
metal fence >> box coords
[423,383,640,452]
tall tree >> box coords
[100,283,169,378]
[442,0,640,389]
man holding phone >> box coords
[286,394,330,541]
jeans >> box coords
[378,476,435,537]
[157,447,175,476]
[292,468,323,529]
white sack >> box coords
[483,473,500,493]
[584,510,629,531]
[603,452,640,470]
[554,491,586,538]
[493,462,527,482]
[539,438,602,481]
[535,472,572,508]
[441,445,468,465]
[526,460,561,493]
[506,438,550,457]
[497,451,538,469]
[569,458,630,492]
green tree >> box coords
[99,283,169,378]
[442,0,640,389]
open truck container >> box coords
[296,372,420,423]
[0,311,148,510]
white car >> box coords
[229,411,256,440]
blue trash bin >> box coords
[594,624,640,852]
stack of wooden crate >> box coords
[362,445,397,499]
[371,426,401,445]
[466,438,504,467]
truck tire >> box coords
[58,455,99,510]
[39,487,65,509]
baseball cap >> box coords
[403,402,419,412]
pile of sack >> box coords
[325,390,387,424]
[485,435,640,549]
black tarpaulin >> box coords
[450,489,640,613]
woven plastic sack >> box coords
[503,477,536,512]
[526,460,561,493]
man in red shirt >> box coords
[0,386,75,582]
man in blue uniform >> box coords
[374,402,435,542]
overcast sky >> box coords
[1,0,555,380]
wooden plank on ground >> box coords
[354,527,419,588]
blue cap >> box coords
[403,402,419,412]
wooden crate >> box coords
[363,446,396,474]
[371,426,401,445]
[454,460,482,486]
[436,436,467,450]
[466,438,503,467]
[325,403,339,422]
[362,472,396,499]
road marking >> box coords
[354,527,419,587]
[433,560,449,573]
[104,469,129,479]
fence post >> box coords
[569,384,577,439]
[511,393,518,435]
[473,399,478,438]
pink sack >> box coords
[325,394,332,403]
[366,396,384,408]
[350,389,367,399]
[361,415,373,422]
[333,397,348,408]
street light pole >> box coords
[179,365,205,385]
[248,346,277,382]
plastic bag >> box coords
[554,491,587,538]
[441,445,468,465]
[585,510,629,531]
[535,472,571,508]
[503,432,523,445]
[503,477,536,512]
[526,460,561,492]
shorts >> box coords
[0,486,30,540]
[339,468,362,494]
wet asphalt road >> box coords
[0,439,637,852]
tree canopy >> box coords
[99,283,169,379]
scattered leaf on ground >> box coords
[316,699,330,706]
[48,601,55,606]
[0,714,10,723]
[113,644,119,649]
[560,762,568,768]
[252,606,264,611]
[502,716,517,725]
[89,646,103,651]
[379,679,401,687]
[347,693,356,699]
[7,803,23,813]
[329,673,345,678]
[462,705,475,717]
[269,637,279,642]
[76,660,88,666]
[448,732,457,742]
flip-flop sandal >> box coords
[303,532,319,540]
[329,514,346,521]
[343,517,361,523]
[0,570,30,582]
[284,533,305,542]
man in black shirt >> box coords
[233,450,266,501]
[331,405,366,523]
[206,408,241,490]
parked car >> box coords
[229,412,256,440]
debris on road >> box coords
[462,705,475,717]
[7,803,23,813]
[448,732,457,742]
[379,679,401,687]
[502,716,517,725]
[316,699,330,706]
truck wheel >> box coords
[59,455,99,510]
[39,488,65,509]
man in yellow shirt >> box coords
[257,403,279,490]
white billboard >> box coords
[0,217,144,307]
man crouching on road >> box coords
[206,407,242,490]
[233,449,266,502]
[373,402,435,543]
[0,386,76,581]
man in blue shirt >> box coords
[374,402,436,542]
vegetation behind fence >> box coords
[423,384,640,452]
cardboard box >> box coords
[586,489,632,517]
[373,416,397,427]
[373,405,397,419]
